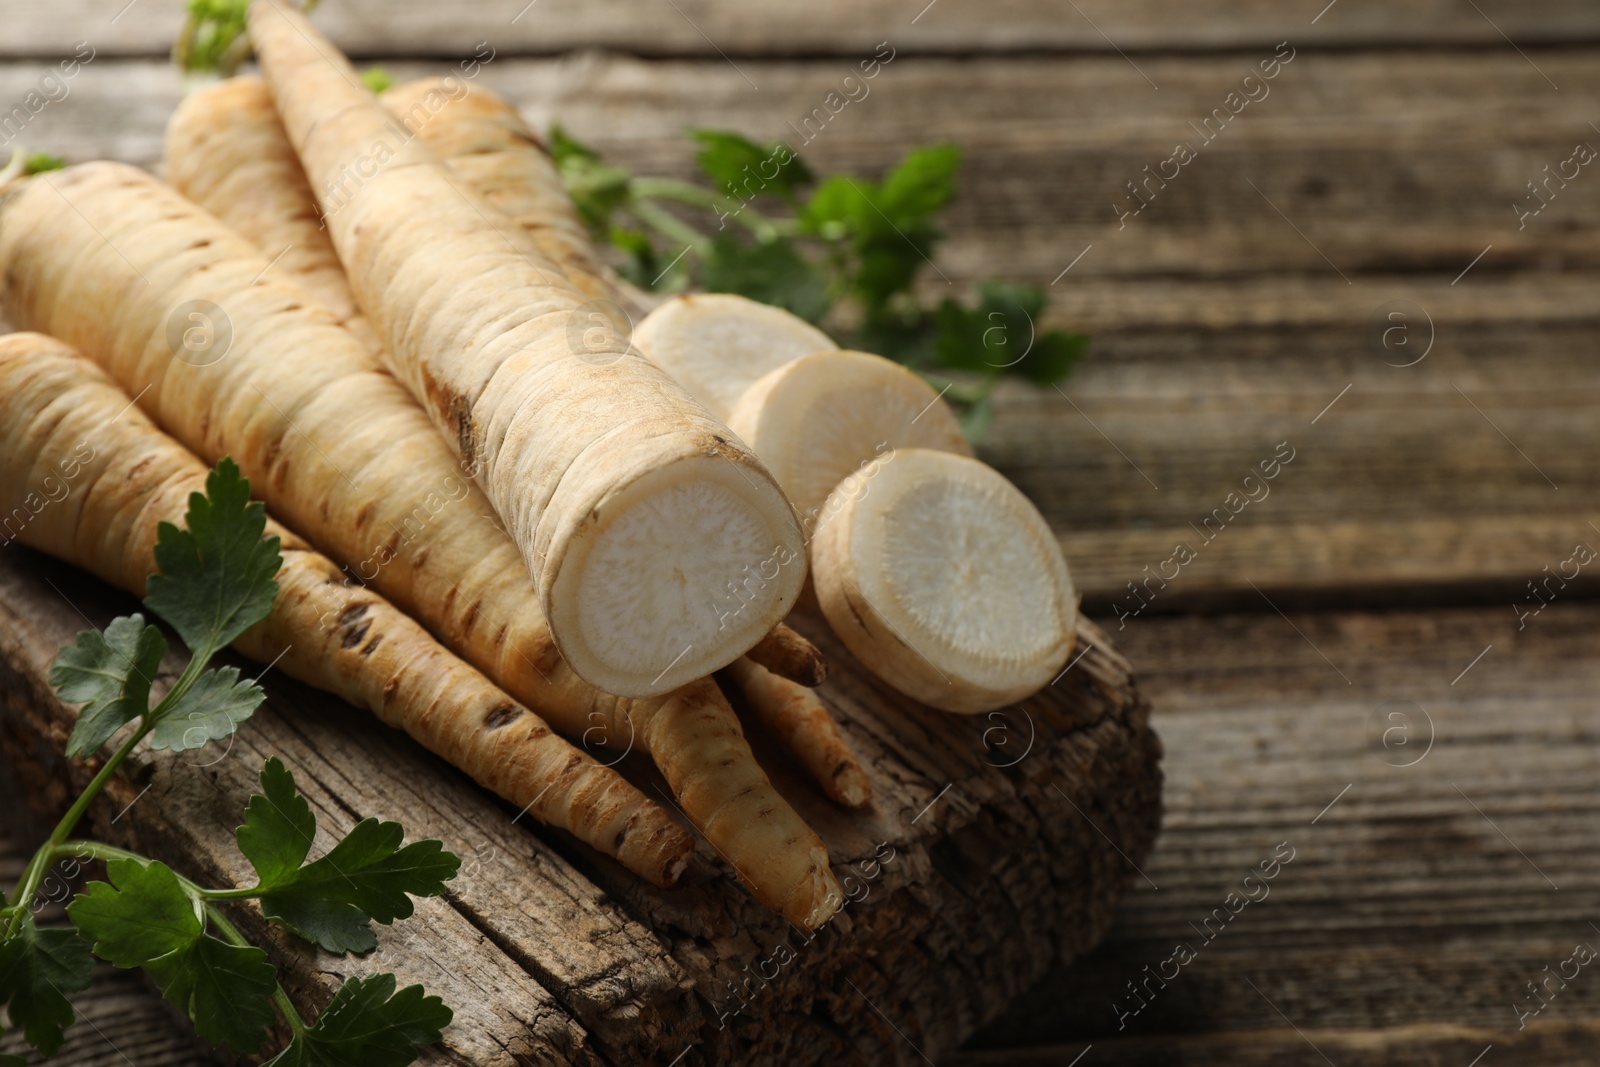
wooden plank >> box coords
[0,833,214,1066]
[4,53,1597,605]
[10,52,1600,283]
[0,544,1160,1066]
[4,1,1599,59]
[959,600,1600,1061]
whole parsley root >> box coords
[163,76,826,687]
[0,332,694,887]
[0,373,454,1063]
[247,0,807,697]
[0,167,841,929]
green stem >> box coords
[628,198,713,255]
[3,636,218,937]
[631,177,783,241]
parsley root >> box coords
[0,332,694,886]
[247,0,806,696]
[0,166,841,928]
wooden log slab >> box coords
[0,545,1161,1065]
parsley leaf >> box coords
[933,281,1087,384]
[702,235,829,323]
[23,152,66,176]
[67,859,199,968]
[550,125,633,236]
[68,858,277,1053]
[238,759,459,954]
[237,756,316,886]
[360,65,393,93]
[0,917,95,1056]
[260,974,451,1067]
[144,457,281,658]
[148,665,266,752]
[146,935,277,1053]
[51,613,167,757]
[691,130,811,203]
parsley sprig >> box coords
[553,127,1089,437]
[0,460,456,1065]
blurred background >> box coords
[4,1,1600,1064]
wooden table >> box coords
[4,2,1600,1064]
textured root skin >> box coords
[163,76,381,356]
[0,161,563,704]
[378,77,623,315]
[725,659,871,809]
[632,679,844,929]
[745,622,827,688]
[247,0,805,694]
[0,333,692,885]
[0,164,839,919]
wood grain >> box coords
[0,546,1160,1065]
[4,1,1599,59]
[963,600,1600,1065]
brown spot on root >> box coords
[419,363,478,466]
[359,635,383,657]
[701,431,744,463]
[338,602,373,650]
[482,704,522,730]
[382,676,400,704]
[460,600,481,637]
[340,620,372,649]
[354,499,375,527]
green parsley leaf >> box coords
[147,665,265,752]
[609,226,661,290]
[238,760,459,954]
[144,457,281,658]
[548,123,601,167]
[68,858,276,1053]
[933,282,1086,385]
[146,934,277,1053]
[260,974,451,1067]
[360,66,394,93]
[67,858,199,967]
[877,143,961,222]
[701,235,829,323]
[23,152,66,175]
[51,613,167,758]
[691,130,812,203]
[0,917,95,1056]
[549,125,633,237]
[237,757,316,887]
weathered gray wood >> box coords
[964,601,1600,1062]
[0,540,1160,1065]
[4,0,1599,59]
[9,51,1600,283]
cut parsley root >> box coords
[0,332,694,886]
[164,76,828,690]
[0,168,841,929]
[728,349,974,533]
[247,0,806,697]
[633,293,839,422]
[812,449,1078,713]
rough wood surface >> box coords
[0,546,1160,1065]
[961,601,1600,1065]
